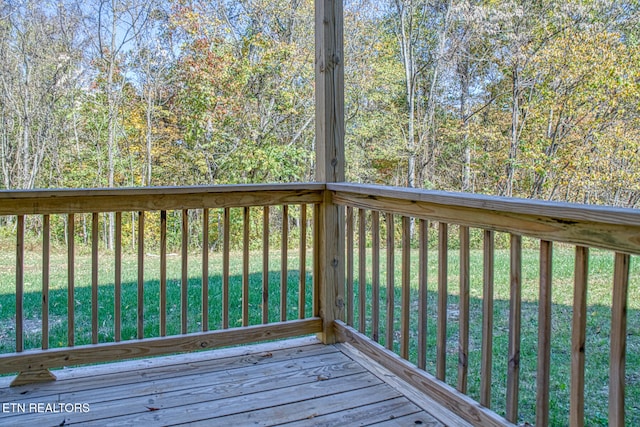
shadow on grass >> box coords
[0,270,314,352]
[1,276,638,425]
[348,285,640,427]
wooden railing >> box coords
[1,182,639,426]
[0,184,324,385]
[329,183,640,427]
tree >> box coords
[0,0,83,190]
[86,0,155,247]
[169,0,315,184]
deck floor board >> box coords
[0,337,468,426]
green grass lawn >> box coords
[0,247,313,349]
[0,241,638,426]
[348,244,640,426]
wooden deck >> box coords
[0,337,469,426]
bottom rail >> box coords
[334,320,513,427]
[1,318,322,384]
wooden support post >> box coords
[316,0,344,344]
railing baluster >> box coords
[68,213,75,347]
[138,211,145,339]
[262,206,270,324]
[16,215,24,353]
[299,204,307,319]
[458,225,470,391]
[371,211,380,342]
[610,252,630,427]
[481,229,494,408]
[417,219,429,370]
[570,246,589,427]
[346,206,354,326]
[281,205,288,322]
[222,208,230,329]
[537,240,553,427]
[202,209,209,332]
[92,212,99,344]
[437,222,448,381]
[243,206,250,327]
[507,234,522,422]
[312,203,320,317]
[42,215,50,350]
[358,208,366,333]
[159,211,166,337]
[401,216,411,360]
[386,213,395,351]
[181,209,188,334]
[115,212,122,342]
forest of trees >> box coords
[1,0,639,207]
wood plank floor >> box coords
[0,337,470,426]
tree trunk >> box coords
[460,55,471,192]
[395,0,416,189]
[504,65,520,197]
[145,91,153,186]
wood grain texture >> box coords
[436,222,448,381]
[159,210,166,337]
[315,0,344,184]
[359,208,366,333]
[299,204,307,319]
[458,225,470,393]
[386,213,395,351]
[202,209,209,332]
[67,213,75,347]
[317,191,345,344]
[506,234,522,423]
[6,353,426,426]
[338,341,471,427]
[16,215,24,353]
[181,209,188,334]
[481,230,494,408]
[0,319,322,376]
[346,206,354,326]
[418,219,428,370]
[312,203,321,318]
[138,211,145,339]
[570,246,589,427]
[371,210,380,342]
[10,369,56,387]
[329,183,640,255]
[401,216,411,360]
[262,206,270,324]
[243,206,250,327]
[609,252,630,427]
[0,184,324,215]
[0,337,326,391]
[2,337,460,426]
[92,212,99,344]
[315,0,344,345]
[281,205,289,322]
[335,321,513,427]
[222,207,230,329]
[536,240,553,427]
[42,215,50,350]
[115,212,122,341]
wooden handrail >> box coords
[0,183,325,215]
[332,183,638,426]
[329,182,640,255]
[1,183,325,386]
[2,182,638,424]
